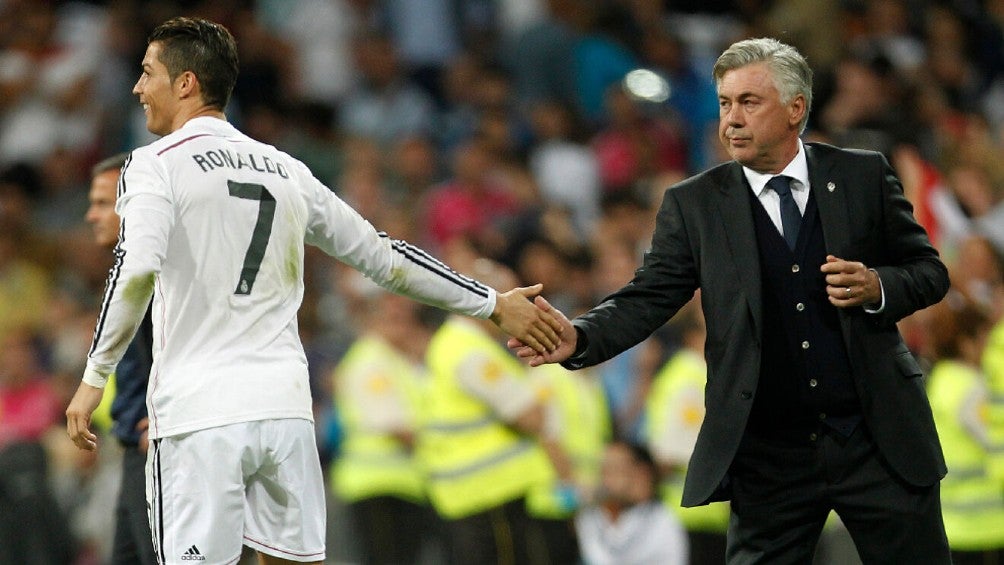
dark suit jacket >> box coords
[566,143,949,507]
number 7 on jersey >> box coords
[228,180,275,295]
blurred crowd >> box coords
[1,0,1003,563]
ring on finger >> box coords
[845,287,852,297]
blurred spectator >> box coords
[589,238,665,444]
[507,228,585,316]
[848,0,926,75]
[638,25,720,173]
[922,5,983,113]
[386,134,441,211]
[424,137,523,252]
[337,138,393,227]
[817,53,913,155]
[591,188,658,256]
[572,2,641,125]
[0,162,60,269]
[948,236,1004,320]
[575,440,688,565]
[330,286,442,565]
[0,326,76,564]
[925,298,1004,562]
[528,100,602,235]
[468,65,532,159]
[282,100,344,187]
[525,360,610,564]
[0,216,52,344]
[0,0,102,168]
[438,53,488,152]
[592,85,688,193]
[929,161,1004,260]
[339,31,437,147]
[228,3,295,114]
[417,260,561,565]
[762,0,845,74]
[258,0,361,103]
[646,297,729,565]
[374,0,464,106]
[504,0,579,115]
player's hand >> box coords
[821,255,881,308]
[66,382,105,451]
[491,284,563,354]
[507,296,577,366]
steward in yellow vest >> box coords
[420,314,555,565]
[646,301,729,565]
[927,299,1004,561]
[983,318,1004,481]
[331,291,439,565]
[526,363,611,562]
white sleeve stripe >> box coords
[391,237,487,290]
[382,234,490,298]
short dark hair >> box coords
[148,17,238,111]
[91,153,129,179]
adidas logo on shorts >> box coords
[181,545,206,561]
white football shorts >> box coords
[146,418,326,564]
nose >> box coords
[725,104,743,128]
[132,76,143,95]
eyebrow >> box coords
[720,92,762,100]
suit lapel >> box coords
[806,145,852,256]
[806,144,856,340]
[715,163,762,340]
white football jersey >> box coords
[85,117,495,439]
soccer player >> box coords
[65,17,560,565]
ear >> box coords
[173,70,200,101]
[788,94,806,128]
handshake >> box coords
[489,284,579,367]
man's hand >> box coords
[821,255,881,308]
[490,284,563,353]
[66,382,105,451]
[507,296,577,366]
[137,417,150,454]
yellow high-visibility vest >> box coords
[928,359,1004,551]
[526,364,610,518]
[982,319,1004,481]
[419,318,552,519]
[331,336,425,503]
[647,349,730,533]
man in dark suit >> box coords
[513,37,951,563]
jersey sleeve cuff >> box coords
[82,366,111,389]
[476,288,497,320]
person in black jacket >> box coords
[512,37,951,563]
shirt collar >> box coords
[743,139,810,197]
[179,115,236,135]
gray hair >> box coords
[713,37,813,134]
[91,153,129,178]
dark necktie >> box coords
[767,175,800,250]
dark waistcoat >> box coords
[746,188,861,440]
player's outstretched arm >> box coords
[505,295,577,366]
[66,382,105,451]
[490,284,564,354]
